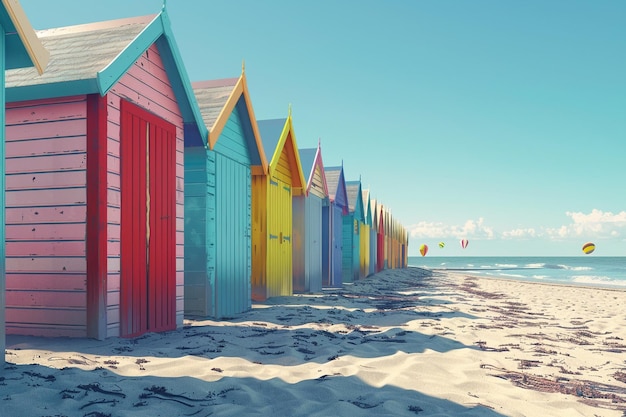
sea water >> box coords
[407,256,626,289]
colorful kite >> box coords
[460,239,469,249]
[438,242,445,249]
[420,244,428,257]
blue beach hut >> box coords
[343,180,365,283]
[0,0,49,366]
[322,166,348,287]
[186,71,267,318]
[293,142,328,293]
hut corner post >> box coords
[86,94,108,340]
[1,31,6,366]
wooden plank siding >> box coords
[4,42,185,339]
[322,166,348,288]
[186,76,258,319]
[5,95,89,337]
[359,221,369,278]
[106,44,185,337]
[253,117,304,301]
[341,214,355,283]
[214,153,251,316]
[251,174,267,301]
[293,147,326,294]
[183,147,211,316]
[368,198,377,276]
[210,104,253,318]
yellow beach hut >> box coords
[252,114,305,301]
[360,188,372,278]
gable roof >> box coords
[257,115,306,194]
[324,165,349,210]
[192,71,268,175]
[257,118,285,160]
[1,0,49,73]
[298,143,329,197]
[371,198,379,231]
[299,148,316,181]
[345,180,365,221]
[362,188,372,226]
[5,9,207,146]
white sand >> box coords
[3,267,626,416]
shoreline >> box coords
[4,267,626,416]
[416,266,626,293]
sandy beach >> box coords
[3,267,626,417]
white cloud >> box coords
[545,209,626,239]
[409,209,626,241]
[408,217,494,239]
[502,228,537,238]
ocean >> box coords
[407,256,626,289]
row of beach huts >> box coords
[0,3,408,354]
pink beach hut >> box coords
[4,10,206,339]
[0,0,49,365]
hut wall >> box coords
[292,194,306,292]
[322,202,344,287]
[306,195,323,292]
[322,203,331,286]
[359,221,369,278]
[294,194,323,293]
[185,105,252,318]
[5,95,89,337]
[306,164,325,292]
[103,44,185,337]
[212,149,252,317]
[184,147,211,316]
[369,226,377,275]
[251,174,267,301]
[341,214,354,283]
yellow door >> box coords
[267,178,292,297]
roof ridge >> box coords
[36,14,157,38]
[192,77,239,90]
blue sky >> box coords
[20,0,626,256]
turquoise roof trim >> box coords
[96,14,163,96]
[5,9,207,147]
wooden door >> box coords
[267,177,292,297]
[215,155,251,317]
[120,100,176,337]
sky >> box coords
[19,0,626,257]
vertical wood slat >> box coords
[148,122,157,329]
[120,102,147,336]
[1,32,6,365]
[86,94,108,340]
[120,99,175,337]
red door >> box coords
[120,100,176,337]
